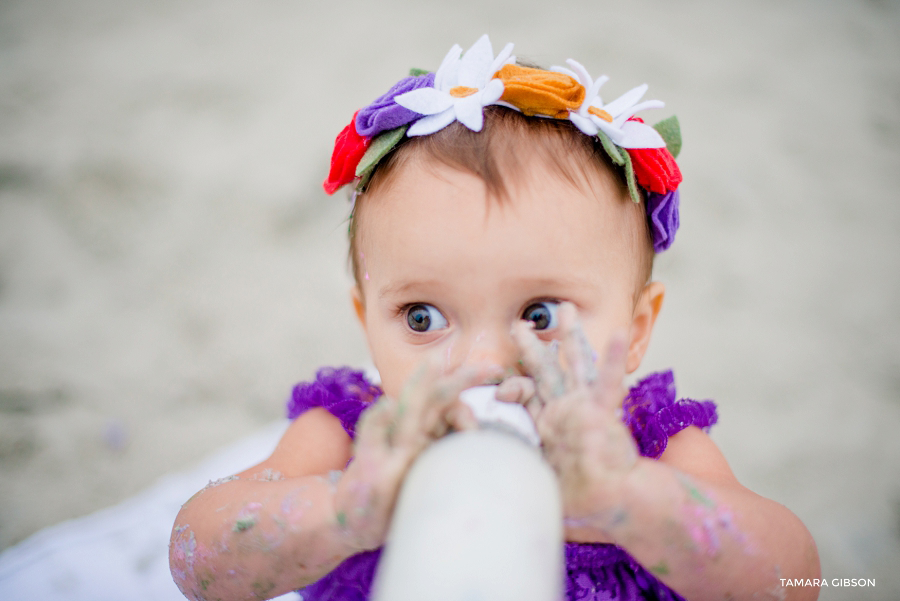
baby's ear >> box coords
[350,285,366,329]
[626,281,665,373]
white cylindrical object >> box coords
[371,428,563,601]
[458,385,541,447]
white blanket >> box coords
[0,421,297,601]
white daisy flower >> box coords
[552,59,667,149]
[394,34,515,135]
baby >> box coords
[170,36,820,601]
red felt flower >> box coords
[323,111,371,195]
[624,117,682,195]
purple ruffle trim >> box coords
[565,543,687,601]
[622,370,717,459]
[288,368,717,460]
[285,366,382,440]
[355,73,435,138]
[297,549,381,601]
[646,189,680,253]
[299,544,684,601]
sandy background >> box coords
[1,0,898,598]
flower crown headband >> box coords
[324,35,683,252]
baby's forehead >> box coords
[361,158,648,275]
[367,152,625,222]
[369,110,623,203]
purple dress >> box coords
[286,367,718,601]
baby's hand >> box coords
[333,359,503,552]
[500,302,638,537]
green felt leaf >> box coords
[653,115,682,159]
[596,130,639,201]
[355,125,408,179]
[409,68,429,77]
[356,168,374,193]
[596,130,625,166]
[620,149,642,204]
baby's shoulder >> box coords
[286,366,383,439]
[658,425,738,487]
[252,408,353,479]
[259,366,381,478]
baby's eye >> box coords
[521,301,560,331]
[406,304,449,332]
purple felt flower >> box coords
[355,72,436,138]
[646,189,680,252]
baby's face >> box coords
[353,155,655,400]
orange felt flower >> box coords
[494,64,585,118]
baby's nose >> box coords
[461,329,522,378]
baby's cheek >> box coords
[584,314,632,358]
[380,378,403,402]
[581,326,613,362]
[365,338,404,399]
[376,360,418,401]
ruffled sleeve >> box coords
[622,370,718,459]
[286,366,382,440]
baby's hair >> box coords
[347,106,655,306]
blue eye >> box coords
[522,301,560,330]
[406,304,449,332]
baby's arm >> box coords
[169,408,357,600]
[504,303,820,601]
[604,426,821,601]
[169,361,499,601]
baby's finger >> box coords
[511,320,566,402]
[393,354,445,422]
[354,400,394,450]
[495,376,537,405]
[592,329,629,410]
[558,302,598,389]
[397,362,503,446]
[524,395,544,424]
[495,375,543,423]
[445,401,478,432]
